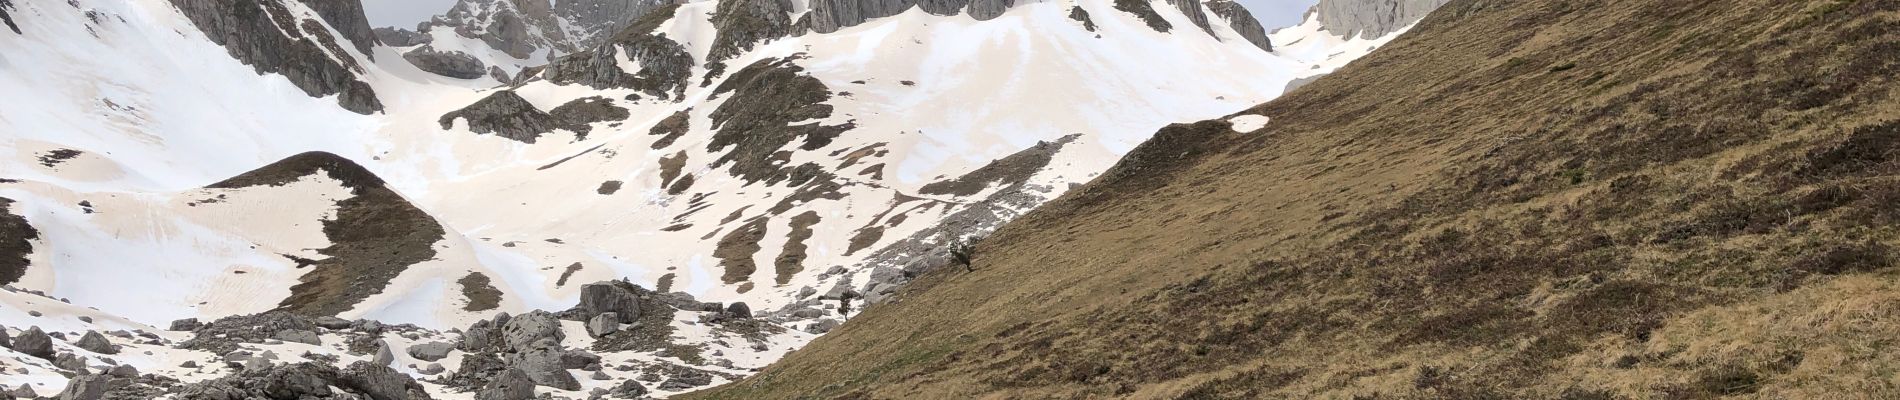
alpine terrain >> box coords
[0,0,1445,398]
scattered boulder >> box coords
[0,325,10,348]
[723,302,752,319]
[339,361,433,400]
[418,363,445,375]
[805,319,841,334]
[314,316,353,330]
[608,379,648,398]
[11,384,36,399]
[53,353,88,372]
[508,346,582,390]
[74,331,117,354]
[460,313,510,352]
[168,318,201,331]
[11,327,53,360]
[406,341,455,362]
[586,313,620,338]
[475,368,535,400]
[56,374,110,400]
[657,368,713,391]
[106,364,138,378]
[273,329,320,346]
[371,341,395,366]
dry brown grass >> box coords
[687,0,1900,398]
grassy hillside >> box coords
[689,0,1900,398]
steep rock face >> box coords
[1206,0,1270,51]
[1113,0,1170,32]
[1163,0,1214,35]
[373,26,429,47]
[543,4,694,98]
[207,152,446,317]
[1312,0,1449,39]
[169,0,383,114]
[707,0,796,64]
[403,46,488,79]
[0,198,37,286]
[1,0,20,35]
[554,0,668,47]
[386,0,663,69]
[292,0,377,58]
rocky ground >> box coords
[0,280,850,399]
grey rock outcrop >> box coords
[403,46,488,79]
[475,368,535,400]
[575,283,641,323]
[1311,0,1450,39]
[0,325,10,348]
[544,4,694,99]
[168,0,383,114]
[439,91,562,143]
[74,331,116,355]
[11,326,53,360]
[439,92,628,143]
[501,310,565,351]
[1206,0,1271,51]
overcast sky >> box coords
[362,0,1316,32]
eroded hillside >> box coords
[690,0,1900,398]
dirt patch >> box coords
[597,180,622,195]
[36,149,81,168]
[775,211,820,285]
[0,198,38,286]
[555,262,584,287]
[649,110,691,149]
[536,144,608,170]
[659,150,688,189]
[713,218,768,284]
[918,134,1076,197]
[667,173,696,195]
[211,152,446,317]
[457,272,502,312]
[706,56,855,184]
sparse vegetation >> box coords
[687,0,1900,398]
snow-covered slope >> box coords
[0,0,1445,396]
